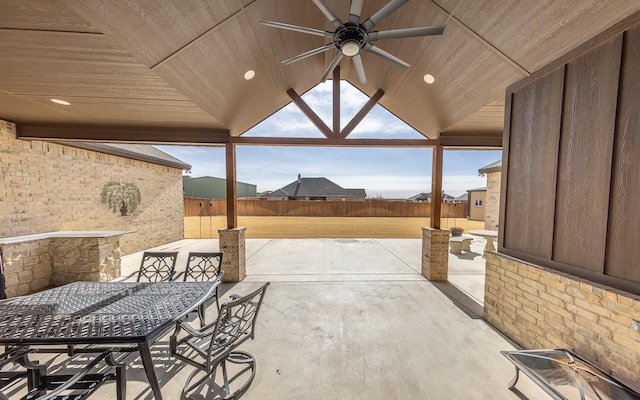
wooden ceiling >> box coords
[1,0,639,145]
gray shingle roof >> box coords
[407,192,455,201]
[60,142,191,170]
[269,177,365,198]
[478,159,502,174]
[455,193,468,202]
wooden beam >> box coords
[339,89,384,139]
[438,131,503,148]
[231,136,439,147]
[333,66,340,137]
[430,145,443,229]
[286,88,333,138]
[16,124,230,145]
[225,143,238,229]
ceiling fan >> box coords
[259,0,445,84]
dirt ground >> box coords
[184,216,485,239]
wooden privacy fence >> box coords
[184,197,467,218]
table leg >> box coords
[507,366,520,389]
[138,342,163,400]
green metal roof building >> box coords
[183,176,257,199]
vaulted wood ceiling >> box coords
[1,0,639,145]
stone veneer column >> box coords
[218,227,246,282]
[421,227,450,281]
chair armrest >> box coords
[0,346,33,366]
[177,320,218,338]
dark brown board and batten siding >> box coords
[553,36,622,272]
[501,12,640,294]
[606,25,640,282]
[503,67,564,258]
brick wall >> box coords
[0,120,184,255]
[484,251,640,391]
[484,171,500,230]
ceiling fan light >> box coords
[341,41,360,57]
[423,74,435,84]
[244,70,256,80]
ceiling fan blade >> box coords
[352,54,367,84]
[362,43,410,70]
[320,52,344,82]
[259,19,334,38]
[362,0,410,31]
[368,26,445,41]
[349,0,364,24]
[282,43,336,65]
[311,0,344,29]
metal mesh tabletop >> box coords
[0,281,217,344]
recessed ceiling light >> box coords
[423,74,435,84]
[51,98,71,106]
[244,70,255,80]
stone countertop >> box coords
[0,231,136,245]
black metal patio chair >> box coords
[136,251,178,282]
[181,252,224,321]
[170,282,269,400]
[0,346,44,393]
[24,348,125,400]
[1,347,125,400]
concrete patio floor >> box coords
[7,237,549,400]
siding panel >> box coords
[606,27,640,282]
[503,68,564,258]
[553,37,622,271]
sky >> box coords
[157,81,501,199]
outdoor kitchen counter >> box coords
[0,230,135,245]
[0,231,135,297]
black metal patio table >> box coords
[0,280,219,400]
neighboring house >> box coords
[407,192,456,202]
[454,193,468,203]
[183,176,257,199]
[466,187,487,221]
[268,175,366,201]
[478,159,502,230]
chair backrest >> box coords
[183,252,223,282]
[206,282,269,367]
[137,251,178,282]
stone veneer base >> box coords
[484,251,640,392]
